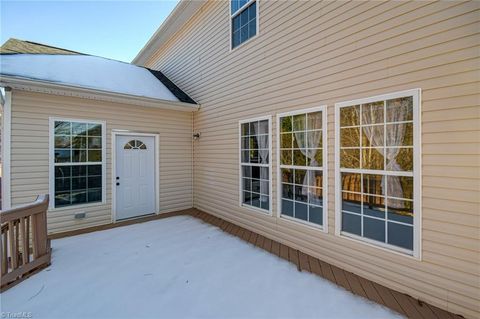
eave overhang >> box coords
[0,75,200,112]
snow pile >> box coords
[0,54,179,102]
[1,216,402,319]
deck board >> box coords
[219,221,229,231]
[331,265,352,292]
[357,276,385,306]
[248,233,258,245]
[298,251,310,272]
[288,247,300,270]
[271,241,280,256]
[429,305,455,319]
[279,244,289,261]
[153,208,462,319]
[235,227,245,238]
[224,224,234,234]
[230,225,241,237]
[255,235,265,248]
[372,283,406,316]
[318,260,336,283]
[408,298,439,319]
[242,229,252,242]
[262,238,273,253]
[390,290,424,319]
[344,272,368,299]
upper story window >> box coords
[51,119,105,208]
[231,0,257,49]
[239,116,271,213]
[335,89,421,257]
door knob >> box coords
[116,182,120,186]
[116,176,120,180]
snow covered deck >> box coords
[1,214,402,319]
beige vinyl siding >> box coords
[10,90,193,233]
[143,1,480,318]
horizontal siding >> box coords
[144,0,480,318]
[10,91,193,233]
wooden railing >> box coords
[1,195,51,291]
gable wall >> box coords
[151,1,478,317]
[9,90,193,233]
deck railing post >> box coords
[0,194,50,291]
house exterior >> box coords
[0,42,198,231]
[0,1,479,318]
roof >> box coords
[0,53,197,105]
[0,38,83,55]
[149,70,196,104]
[133,0,207,65]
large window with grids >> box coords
[335,89,420,256]
[239,116,271,213]
[278,107,327,229]
[231,0,257,49]
[50,118,105,208]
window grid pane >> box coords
[339,95,415,252]
[54,120,103,208]
[240,119,270,212]
[279,110,324,227]
[231,1,257,49]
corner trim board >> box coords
[1,89,12,210]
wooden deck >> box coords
[188,209,464,319]
[50,208,463,319]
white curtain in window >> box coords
[306,113,322,194]
[257,134,269,203]
[385,99,410,207]
[293,114,323,195]
[362,101,409,207]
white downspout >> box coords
[2,87,11,210]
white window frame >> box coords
[238,115,272,215]
[334,89,422,259]
[229,0,259,51]
[276,106,328,232]
[48,117,107,210]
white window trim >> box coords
[276,105,328,233]
[334,88,422,259]
[238,115,273,216]
[229,0,260,51]
[111,130,160,223]
[48,117,107,210]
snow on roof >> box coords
[0,54,180,102]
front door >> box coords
[115,135,156,220]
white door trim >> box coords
[111,131,160,222]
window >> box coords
[51,119,105,208]
[335,89,420,256]
[231,0,257,49]
[124,140,147,150]
[239,117,271,213]
[278,107,327,229]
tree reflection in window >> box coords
[339,95,415,252]
[124,140,147,150]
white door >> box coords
[115,135,156,220]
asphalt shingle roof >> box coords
[0,38,83,55]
